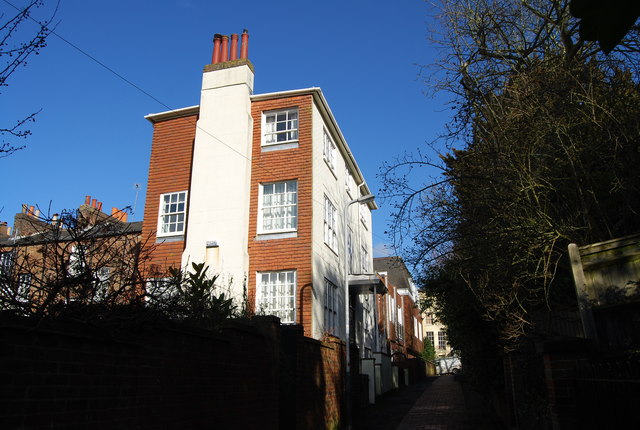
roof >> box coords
[373,256,413,290]
[0,221,143,247]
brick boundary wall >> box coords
[0,315,345,430]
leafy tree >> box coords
[1,0,56,157]
[148,262,237,327]
[381,0,640,392]
[419,336,436,362]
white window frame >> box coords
[426,331,435,346]
[359,203,368,229]
[17,273,31,303]
[157,191,188,237]
[347,227,354,274]
[94,267,111,300]
[397,305,404,341]
[324,196,338,250]
[361,244,369,273]
[257,270,296,324]
[324,278,338,334]
[438,331,448,350]
[345,167,355,197]
[262,108,299,146]
[68,244,87,276]
[0,252,12,276]
[323,129,337,172]
[258,181,298,234]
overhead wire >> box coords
[3,0,394,253]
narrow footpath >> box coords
[355,375,503,430]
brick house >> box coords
[141,31,383,347]
[373,256,424,361]
[0,198,142,311]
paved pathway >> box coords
[396,375,469,430]
[355,375,503,430]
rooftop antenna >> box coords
[132,184,141,220]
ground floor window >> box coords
[257,270,296,323]
[324,279,338,334]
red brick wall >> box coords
[248,96,314,337]
[141,114,197,274]
[0,315,346,430]
[1,315,279,429]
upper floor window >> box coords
[68,245,87,276]
[324,196,337,250]
[158,191,187,237]
[359,203,368,229]
[0,252,12,276]
[424,313,434,325]
[323,129,337,172]
[345,168,355,197]
[257,270,296,323]
[347,228,354,274]
[263,109,298,146]
[259,181,298,234]
[361,244,369,273]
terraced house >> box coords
[141,30,383,344]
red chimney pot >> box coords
[221,35,229,62]
[212,34,222,64]
[85,195,91,205]
[240,29,249,59]
[230,34,239,60]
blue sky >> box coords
[1,0,451,257]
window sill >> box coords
[255,231,297,241]
[324,158,338,179]
[324,241,339,257]
[261,141,299,152]
[156,234,185,243]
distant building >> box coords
[421,301,454,358]
[373,256,424,361]
[0,197,141,310]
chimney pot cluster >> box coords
[211,30,249,65]
[84,195,105,212]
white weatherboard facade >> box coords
[309,93,375,341]
[182,64,254,299]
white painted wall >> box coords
[182,64,254,302]
[310,98,375,341]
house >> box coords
[140,30,383,345]
[372,256,424,392]
[421,301,454,358]
[373,256,424,361]
[0,197,142,312]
